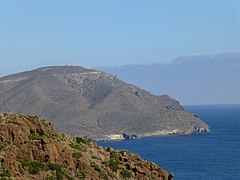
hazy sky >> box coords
[0,0,240,77]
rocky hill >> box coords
[0,66,210,139]
[0,113,174,180]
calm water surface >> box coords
[98,105,240,180]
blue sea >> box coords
[98,105,240,180]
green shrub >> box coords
[73,151,82,159]
[121,169,132,179]
[21,159,46,174]
[56,170,63,180]
[110,151,121,160]
[21,159,31,166]
[90,162,101,172]
[76,170,87,179]
[29,168,39,175]
[108,159,120,172]
[70,143,86,152]
[18,164,25,175]
[46,174,55,180]
[62,170,74,180]
[29,161,45,174]
[48,163,62,171]
[76,137,91,144]
[47,163,63,180]
[1,169,10,177]
[149,175,154,180]
[0,141,9,150]
[49,135,64,142]
[26,117,36,124]
[100,171,109,180]
[28,133,46,141]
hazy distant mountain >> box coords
[97,53,240,105]
[0,66,209,139]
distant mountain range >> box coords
[0,66,209,139]
[96,52,240,105]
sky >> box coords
[98,53,240,105]
[0,0,240,77]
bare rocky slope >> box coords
[0,113,174,180]
[0,66,210,139]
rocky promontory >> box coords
[0,66,210,139]
[0,113,173,180]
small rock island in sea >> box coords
[0,113,174,179]
[0,66,210,140]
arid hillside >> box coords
[0,66,210,139]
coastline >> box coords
[97,105,240,180]
[95,127,210,142]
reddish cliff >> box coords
[0,113,173,180]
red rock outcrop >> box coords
[0,113,173,179]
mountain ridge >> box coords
[0,66,210,139]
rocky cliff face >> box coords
[0,66,210,139]
[0,113,174,180]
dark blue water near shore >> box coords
[98,105,240,180]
